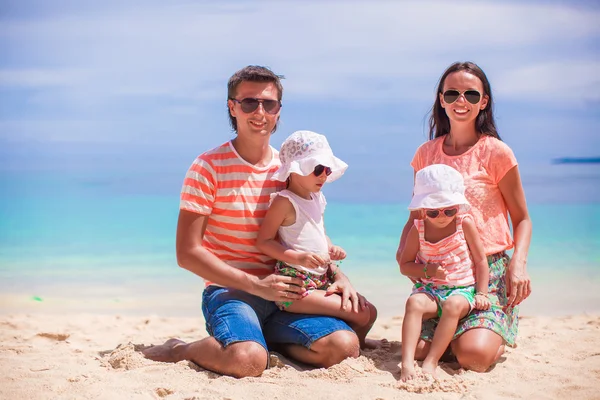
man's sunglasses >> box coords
[425,208,458,218]
[230,98,281,114]
[313,165,332,177]
[442,90,481,105]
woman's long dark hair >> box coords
[428,62,501,141]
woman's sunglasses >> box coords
[425,208,458,218]
[442,90,481,105]
[230,98,281,114]
[313,165,332,177]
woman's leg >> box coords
[451,328,504,372]
[401,294,438,381]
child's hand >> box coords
[474,294,491,310]
[297,252,327,269]
[428,263,447,280]
[329,245,347,261]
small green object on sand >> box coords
[31,296,43,302]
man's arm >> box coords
[176,209,304,301]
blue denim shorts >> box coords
[202,285,353,352]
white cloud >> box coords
[0,0,597,104]
[495,61,600,103]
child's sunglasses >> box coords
[425,208,458,218]
[442,90,481,105]
[313,165,332,177]
[230,98,281,114]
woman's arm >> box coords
[498,165,533,307]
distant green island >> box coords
[552,157,600,164]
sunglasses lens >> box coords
[464,91,481,104]
[443,90,460,103]
[262,100,281,114]
[313,165,332,177]
[425,210,440,218]
[238,99,281,114]
[444,208,458,217]
[240,99,259,113]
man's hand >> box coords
[251,274,305,302]
[325,272,366,313]
[328,245,347,261]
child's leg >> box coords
[285,290,386,349]
[421,295,471,377]
[401,293,438,381]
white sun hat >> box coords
[408,164,471,212]
[271,130,348,183]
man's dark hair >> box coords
[227,65,284,132]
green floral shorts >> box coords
[274,261,330,310]
[420,252,519,347]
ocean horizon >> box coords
[1,162,598,317]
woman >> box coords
[397,61,532,372]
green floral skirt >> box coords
[420,252,519,347]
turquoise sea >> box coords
[0,164,598,317]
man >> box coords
[143,66,361,378]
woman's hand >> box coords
[506,257,532,307]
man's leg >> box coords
[143,286,275,378]
[263,311,360,368]
[142,337,267,378]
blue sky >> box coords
[1,0,599,202]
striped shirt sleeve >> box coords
[180,155,217,215]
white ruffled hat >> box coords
[408,164,471,212]
[272,130,348,183]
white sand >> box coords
[1,312,599,400]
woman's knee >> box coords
[452,330,503,372]
[225,341,268,377]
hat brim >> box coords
[272,153,348,183]
[408,192,471,212]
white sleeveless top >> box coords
[272,189,330,275]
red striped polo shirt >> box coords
[180,141,283,284]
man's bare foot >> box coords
[142,338,187,363]
[362,338,391,350]
[400,362,417,382]
[421,359,438,378]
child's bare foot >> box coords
[142,338,187,363]
[362,338,391,350]
[400,362,417,381]
[421,359,438,378]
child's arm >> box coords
[462,216,491,309]
[398,226,447,280]
[256,196,326,269]
[323,214,346,261]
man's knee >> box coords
[313,330,360,367]
[224,341,268,378]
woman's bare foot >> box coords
[400,362,417,381]
[421,359,438,378]
[142,338,187,363]
[362,338,391,350]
